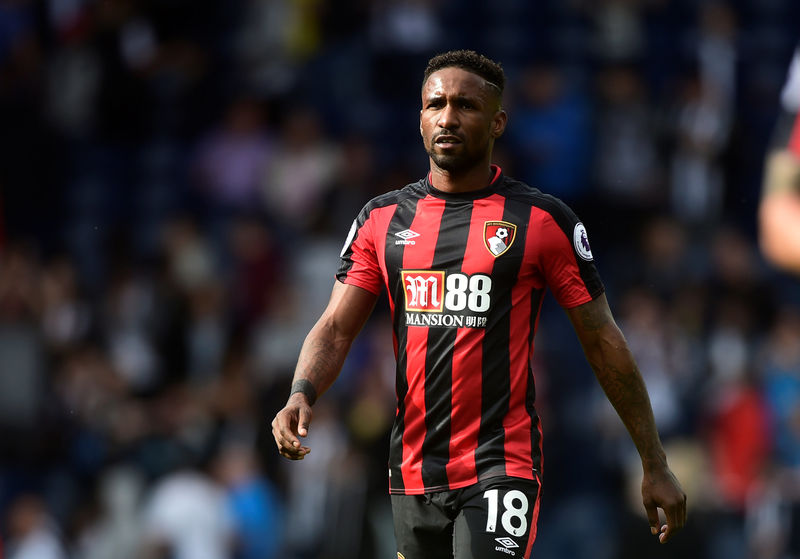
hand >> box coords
[641,463,687,543]
[272,394,313,460]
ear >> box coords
[420,110,424,137]
[491,110,508,138]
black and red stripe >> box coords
[337,168,603,495]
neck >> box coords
[429,163,496,193]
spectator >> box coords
[506,60,592,202]
[192,98,275,215]
[260,106,343,232]
[5,495,67,559]
[213,440,286,559]
[0,2,798,558]
[71,467,145,559]
[592,63,662,215]
[140,467,235,559]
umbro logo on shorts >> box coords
[495,537,518,548]
[495,537,519,555]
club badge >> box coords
[484,221,517,257]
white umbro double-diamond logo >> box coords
[395,229,420,240]
[395,229,420,245]
[495,537,518,549]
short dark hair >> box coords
[422,50,506,95]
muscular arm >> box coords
[567,294,663,463]
[272,281,378,460]
[566,294,687,543]
[759,150,800,275]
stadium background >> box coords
[1,0,799,558]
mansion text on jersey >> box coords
[404,312,488,328]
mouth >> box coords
[434,135,463,148]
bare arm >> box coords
[566,294,687,543]
[759,150,800,275]
[272,281,378,460]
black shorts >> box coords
[391,475,542,559]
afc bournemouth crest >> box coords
[484,221,517,257]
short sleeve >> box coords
[537,203,604,309]
[336,206,384,295]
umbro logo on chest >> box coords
[394,229,420,245]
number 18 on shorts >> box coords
[392,476,541,559]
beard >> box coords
[426,141,486,174]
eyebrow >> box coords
[421,76,501,107]
[423,93,482,108]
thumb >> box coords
[644,503,660,535]
[297,406,313,438]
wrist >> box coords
[290,379,317,406]
[641,452,668,473]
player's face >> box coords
[420,68,507,174]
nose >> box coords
[437,102,460,130]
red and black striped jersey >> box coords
[337,166,604,495]
[789,110,800,158]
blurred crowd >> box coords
[1,0,799,558]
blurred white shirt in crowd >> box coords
[141,470,235,559]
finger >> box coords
[297,406,313,438]
[287,446,311,459]
[274,435,310,456]
[276,438,311,459]
[672,496,687,540]
[643,502,660,536]
[662,499,682,533]
[658,499,685,544]
[279,447,309,460]
[274,412,302,448]
[280,445,309,456]
[271,415,292,447]
[271,417,286,447]
[272,413,300,448]
[659,523,673,544]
